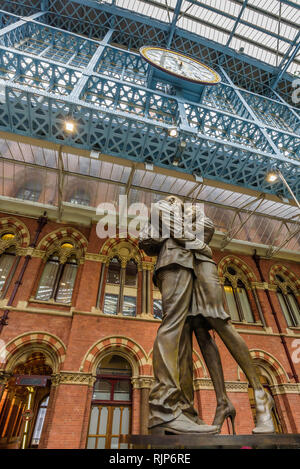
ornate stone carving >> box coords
[51,372,96,387]
[270,383,300,395]
[85,253,108,263]
[131,376,154,389]
[193,378,249,392]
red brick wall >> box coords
[0,212,299,448]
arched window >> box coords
[87,355,132,449]
[275,274,300,327]
[35,252,78,304]
[103,257,138,317]
[0,233,17,296]
[223,266,255,323]
[0,352,52,449]
[16,180,41,202]
[68,188,90,207]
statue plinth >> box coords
[124,434,300,449]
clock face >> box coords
[140,46,221,85]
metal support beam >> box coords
[69,28,114,99]
[272,34,300,89]
[0,11,45,37]
[220,195,266,250]
[125,163,136,195]
[266,223,300,258]
[219,66,284,159]
[167,0,183,48]
[57,144,64,222]
[226,0,248,47]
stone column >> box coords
[96,258,107,309]
[131,378,141,435]
[139,377,153,435]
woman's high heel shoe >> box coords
[213,399,236,434]
[252,390,275,434]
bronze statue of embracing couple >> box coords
[139,195,275,435]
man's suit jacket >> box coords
[139,215,216,285]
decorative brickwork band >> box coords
[1,332,66,373]
[37,227,88,261]
[218,255,257,286]
[0,216,30,250]
[80,336,149,376]
[269,264,300,294]
[194,378,249,392]
[250,349,289,384]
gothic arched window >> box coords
[35,251,78,304]
[275,274,300,327]
[0,233,17,296]
[103,257,138,317]
[87,355,132,449]
[223,266,255,323]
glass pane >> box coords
[99,407,108,434]
[153,299,163,319]
[224,285,239,321]
[93,380,111,400]
[107,258,121,284]
[277,292,293,327]
[103,294,118,315]
[110,437,119,449]
[120,442,129,449]
[111,408,121,434]
[16,181,41,201]
[237,287,254,323]
[69,189,90,206]
[35,259,59,301]
[96,437,106,449]
[287,294,300,326]
[121,407,130,434]
[31,407,47,444]
[88,407,99,434]
[87,437,96,449]
[114,380,130,401]
[0,253,15,293]
[125,260,137,286]
[122,296,136,317]
[56,262,77,303]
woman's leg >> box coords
[191,316,228,406]
[206,318,262,391]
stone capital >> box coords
[131,376,154,389]
[0,371,12,386]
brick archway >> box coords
[193,350,208,378]
[1,331,66,373]
[269,264,300,291]
[237,349,289,385]
[0,216,30,247]
[80,336,149,376]
[100,236,147,262]
[218,255,257,284]
[37,227,88,255]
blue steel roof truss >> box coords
[0,1,299,201]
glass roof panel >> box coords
[112,0,300,77]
